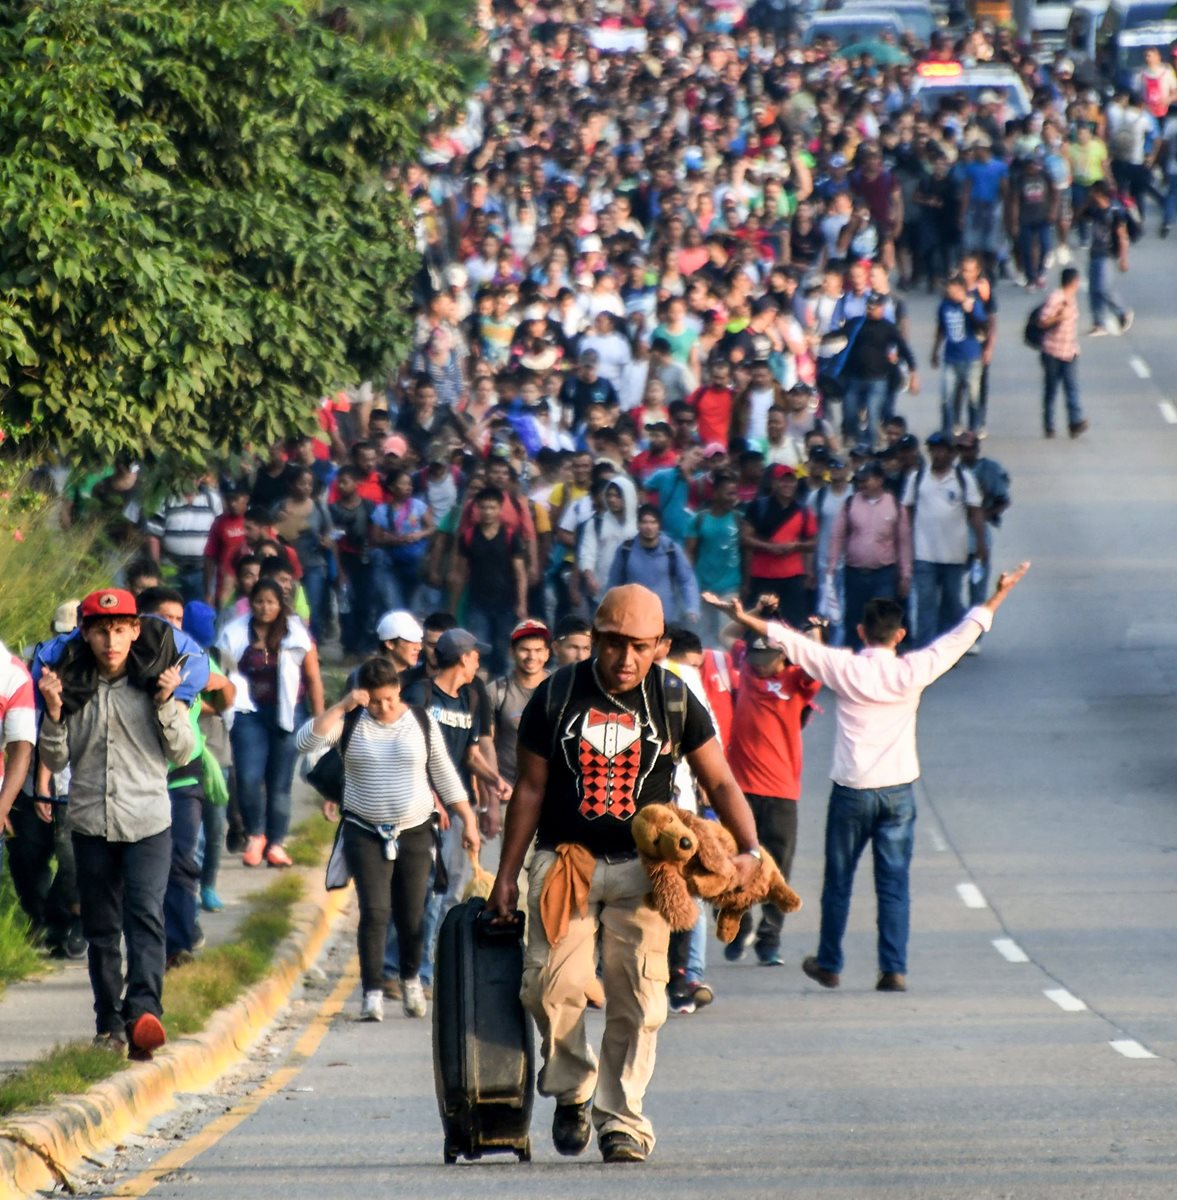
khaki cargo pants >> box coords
[521,849,670,1154]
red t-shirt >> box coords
[328,471,383,506]
[728,663,819,800]
[688,385,735,447]
[748,506,816,580]
[629,447,679,485]
[203,514,245,603]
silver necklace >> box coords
[591,662,649,728]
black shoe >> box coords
[688,980,714,1009]
[667,968,695,1014]
[802,955,841,989]
[756,946,784,966]
[600,1131,646,1163]
[225,829,246,855]
[64,919,88,960]
[877,972,907,992]
[552,1099,592,1157]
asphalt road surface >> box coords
[84,243,1177,1200]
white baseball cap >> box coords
[375,611,423,644]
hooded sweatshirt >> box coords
[576,475,638,591]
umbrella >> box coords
[837,39,911,64]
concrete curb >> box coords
[0,873,350,1199]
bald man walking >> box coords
[488,585,759,1164]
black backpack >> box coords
[306,705,431,804]
[544,661,689,764]
[1023,302,1046,350]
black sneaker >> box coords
[64,919,88,960]
[667,968,695,1014]
[552,1099,592,1157]
[687,980,714,1009]
[756,946,784,967]
[600,1131,646,1163]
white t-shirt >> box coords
[744,387,777,444]
[902,466,981,565]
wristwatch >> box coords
[745,846,763,861]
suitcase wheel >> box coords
[443,1139,458,1165]
[516,1138,532,1163]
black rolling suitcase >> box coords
[432,897,534,1164]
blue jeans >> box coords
[1088,254,1126,329]
[968,525,993,609]
[686,899,707,984]
[164,787,202,958]
[1017,220,1053,281]
[843,564,899,652]
[842,376,890,446]
[373,556,425,617]
[911,560,965,649]
[228,706,302,846]
[816,783,916,976]
[940,359,984,434]
[300,564,329,643]
[1165,169,1177,227]
[199,786,226,891]
[466,603,515,680]
[1041,353,1083,433]
[339,555,375,655]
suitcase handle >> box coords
[476,907,525,941]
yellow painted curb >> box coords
[0,877,350,1200]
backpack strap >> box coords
[409,704,431,760]
[339,706,363,760]
[545,661,580,760]
[657,667,689,764]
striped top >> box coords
[296,707,467,827]
[145,488,223,565]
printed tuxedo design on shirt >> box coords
[564,706,658,822]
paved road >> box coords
[81,242,1177,1200]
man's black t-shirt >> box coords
[402,675,489,792]
[460,525,524,610]
[517,661,714,858]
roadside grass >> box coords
[285,810,337,868]
[0,1043,126,1118]
[0,871,308,1118]
[0,871,43,997]
[161,874,303,1037]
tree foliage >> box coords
[0,0,472,473]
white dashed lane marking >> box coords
[1110,1039,1157,1059]
[1128,355,1151,379]
[928,827,947,852]
[1044,988,1088,1013]
[992,937,1030,963]
[1159,401,1177,424]
[956,882,987,909]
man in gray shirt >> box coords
[39,589,194,1061]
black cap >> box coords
[925,430,953,447]
[866,290,887,306]
[849,442,874,458]
[746,635,782,657]
[896,433,920,451]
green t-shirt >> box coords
[689,508,742,596]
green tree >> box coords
[0,0,472,474]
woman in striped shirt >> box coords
[297,658,479,1022]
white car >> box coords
[910,62,1033,120]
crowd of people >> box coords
[0,0,1166,1163]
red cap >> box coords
[768,464,796,480]
[80,589,138,621]
[510,618,551,644]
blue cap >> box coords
[183,601,217,651]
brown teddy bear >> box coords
[632,803,737,930]
[632,803,803,942]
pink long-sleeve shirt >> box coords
[765,608,993,789]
